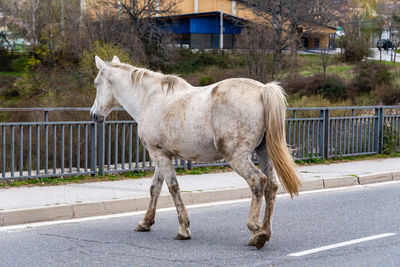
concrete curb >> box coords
[0,171,398,227]
[358,172,394,184]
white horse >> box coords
[90,55,301,249]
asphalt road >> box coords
[1,182,400,267]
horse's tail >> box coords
[261,82,301,197]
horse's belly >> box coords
[163,133,223,163]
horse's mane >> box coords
[109,62,182,94]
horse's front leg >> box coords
[136,167,164,232]
[161,163,191,240]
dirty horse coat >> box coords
[90,55,301,249]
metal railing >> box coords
[0,121,97,179]
[1,106,399,180]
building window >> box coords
[314,37,320,49]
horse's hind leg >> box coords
[136,167,164,231]
[227,156,268,249]
[255,136,279,244]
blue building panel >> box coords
[159,18,190,34]
[223,20,242,34]
[190,17,219,34]
[172,18,191,34]
[156,12,244,35]
[188,15,243,34]
[154,12,245,48]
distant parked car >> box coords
[377,39,394,51]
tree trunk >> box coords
[61,0,65,40]
[290,37,298,79]
[273,48,282,79]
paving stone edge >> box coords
[1,171,399,227]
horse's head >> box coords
[90,55,121,122]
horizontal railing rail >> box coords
[1,106,399,180]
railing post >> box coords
[187,160,192,170]
[98,122,105,176]
[319,109,329,159]
[324,109,330,159]
[44,111,48,122]
[180,159,186,170]
[90,123,97,176]
[380,107,385,154]
[375,107,384,153]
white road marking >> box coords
[298,180,400,196]
[288,233,397,257]
[362,180,400,187]
[1,181,399,231]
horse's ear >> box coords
[112,55,120,63]
[95,55,107,70]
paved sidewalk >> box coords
[1,157,400,210]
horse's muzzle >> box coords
[90,112,105,123]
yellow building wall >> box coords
[177,0,194,13]
[198,0,231,14]
[175,0,257,20]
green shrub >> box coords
[199,75,215,86]
[284,74,325,96]
[80,41,135,89]
[285,74,348,102]
[353,60,393,94]
[23,43,53,71]
[319,76,347,101]
[374,84,400,105]
[383,125,400,154]
[163,49,245,74]
[340,38,372,63]
[162,49,211,74]
[0,74,19,99]
[0,47,13,71]
[12,56,29,72]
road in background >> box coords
[301,47,399,63]
[1,182,399,266]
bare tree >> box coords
[239,0,293,74]
[1,0,81,48]
[237,25,275,83]
[119,0,178,68]
[0,31,12,50]
[80,0,178,68]
[79,2,146,64]
[320,48,332,80]
[376,1,400,41]
[239,0,342,77]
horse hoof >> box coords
[248,238,256,246]
[175,227,191,240]
[135,223,152,232]
[175,233,191,240]
[254,232,268,250]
